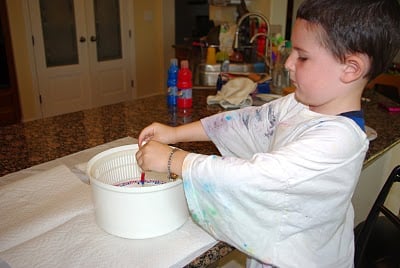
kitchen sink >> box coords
[199,63,256,73]
[195,63,261,87]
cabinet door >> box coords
[29,0,91,117]
[85,0,132,107]
[28,0,132,118]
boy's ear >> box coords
[340,54,369,83]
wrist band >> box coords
[168,148,179,180]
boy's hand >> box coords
[138,122,176,147]
[136,140,172,173]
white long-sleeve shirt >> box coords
[182,93,369,268]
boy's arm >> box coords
[168,121,210,177]
[136,120,209,177]
[175,121,210,142]
[138,120,210,146]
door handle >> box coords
[90,36,97,42]
[79,36,86,43]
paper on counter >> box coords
[0,165,93,252]
[0,164,217,268]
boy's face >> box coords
[285,19,349,114]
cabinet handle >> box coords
[90,36,97,42]
[79,36,86,43]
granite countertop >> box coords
[1,87,399,267]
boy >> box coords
[136,0,400,267]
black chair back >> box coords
[354,165,400,268]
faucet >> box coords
[234,12,270,49]
[234,12,272,74]
[250,32,273,75]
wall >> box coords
[269,0,287,37]
[6,0,41,121]
[132,0,165,98]
[162,0,175,93]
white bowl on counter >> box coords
[86,144,189,239]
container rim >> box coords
[86,144,183,193]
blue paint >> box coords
[225,115,232,121]
[202,182,215,193]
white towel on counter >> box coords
[207,77,257,109]
[0,165,93,252]
[0,164,217,268]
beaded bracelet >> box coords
[167,148,179,180]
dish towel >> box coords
[207,77,257,109]
[0,165,217,268]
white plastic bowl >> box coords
[86,144,189,239]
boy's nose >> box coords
[284,52,295,72]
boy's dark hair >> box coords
[297,0,400,80]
